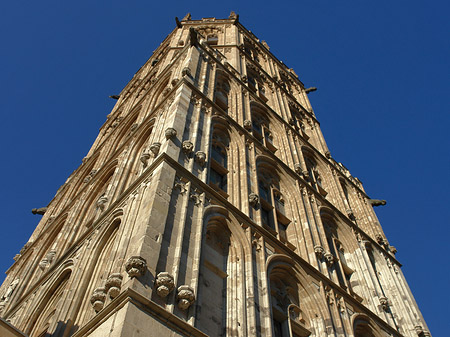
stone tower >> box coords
[0,13,430,337]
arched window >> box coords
[247,68,267,102]
[321,216,354,291]
[214,75,230,112]
[257,162,290,242]
[289,104,308,139]
[268,263,311,337]
[251,104,276,152]
[303,153,326,197]
[209,123,229,197]
[196,218,230,336]
[28,270,72,337]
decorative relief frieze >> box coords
[125,256,147,278]
[177,285,195,310]
[155,272,175,298]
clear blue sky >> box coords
[1,1,448,335]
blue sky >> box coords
[1,1,448,335]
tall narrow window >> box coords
[197,220,230,336]
[257,167,290,241]
[251,105,276,152]
[209,124,229,197]
[214,75,230,112]
[303,155,326,197]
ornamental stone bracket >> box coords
[140,151,151,167]
[105,273,123,299]
[150,142,161,157]
[243,120,252,131]
[90,287,107,312]
[379,296,389,312]
[314,245,325,259]
[195,151,206,167]
[249,193,259,207]
[155,272,175,298]
[177,285,195,310]
[182,140,194,156]
[294,163,302,175]
[165,127,177,140]
[324,252,336,267]
[125,256,147,278]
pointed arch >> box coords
[25,264,73,336]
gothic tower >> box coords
[0,13,430,337]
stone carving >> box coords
[155,272,175,298]
[379,296,389,312]
[165,127,177,140]
[389,246,397,255]
[324,252,335,266]
[90,287,107,312]
[140,151,151,167]
[314,245,324,258]
[249,193,259,207]
[83,169,97,183]
[19,242,32,255]
[243,120,252,131]
[105,273,123,299]
[182,67,192,78]
[174,176,187,194]
[125,256,147,278]
[294,163,302,174]
[97,194,108,212]
[375,234,385,245]
[149,142,161,157]
[195,151,206,167]
[305,87,317,94]
[31,207,47,215]
[39,249,56,270]
[325,151,331,158]
[182,13,191,21]
[229,11,239,20]
[414,326,424,335]
[177,285,195,310]
[189,190,202,206]
[346,209,356,221]
[182,140,194,155]
[369,199,387,207]
[0,279,19,305]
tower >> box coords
[0,12,430,337]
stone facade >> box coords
[0,13,430,337]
